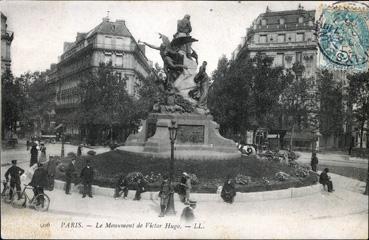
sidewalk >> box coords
[1,172,367,239]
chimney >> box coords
[138,44,145,55]
[63,42,73,52]
[116,19,125,24]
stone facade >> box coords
[1,12,14,72]
[235,6,352,150]
[52,17,152,138]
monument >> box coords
[124,15,240,160]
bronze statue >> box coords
[193,61,210,110]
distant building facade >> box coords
[52,17,152,143]
[1,12,14,72]
[235,5,353,150]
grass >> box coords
[55,150,317,193]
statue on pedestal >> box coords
[140,15,210,115]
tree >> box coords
[78,62,151,144]
[20,71,55,136]
[208,52,293,139]
[279,63,312,131]
[1,68,27,139]
[348,71,369,148]
[317,70,344,137]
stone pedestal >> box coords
[125,113,240,159]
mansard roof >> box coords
[258,9,315,24]
[86,19,133,38]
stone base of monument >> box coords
[123,113,240,160]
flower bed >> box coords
[54,150,317,193]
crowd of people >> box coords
[3,141,342,218]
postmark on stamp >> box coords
[316,1,369,72]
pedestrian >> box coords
[133,177,146,201]
[26,140,30,151]
[158,175,172,217]
[114,174,129,199]
[77,145,82,157]
[30,144,38,167]
[319,168,334,192]
[46,156,58,191]
[183,172,192,205]
[221,176,236,204]
[29,162,49,206]
[180,203,196,223]
[364,169,368,195]
[80,159,94,198]
[311,152,318,172]
[39,143,47,163]
[5,160,25,201]
[177,173,187,203]
[65,158,76,195]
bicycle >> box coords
[1,180,13,203]
[12,184,50,211]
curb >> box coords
[53,179,321,202]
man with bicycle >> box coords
[29,162,49,206]
[4,160,25,200]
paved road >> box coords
[295,151,368,169]
[1,145,368,239]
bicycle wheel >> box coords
[11,192,26,208]
[2,187,12,203]
[34,194,50,211]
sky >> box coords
[1,1,323,77]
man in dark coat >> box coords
[30,144,38,167]
[65,159,76,195]
[80,160,94,198]
[311,152,318,172]
[319,168,334,192]
[158,175,172,217]
[114,174,129,199]
[221,176,236,204]
[5,160,25,200]
[29,162,49,205]
[46,156,59,191]
[77,145,82,157]
[133,177,146,201]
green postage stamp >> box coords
[316,1,369,72]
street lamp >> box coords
[166,119,178,215]
[61,124,65,157]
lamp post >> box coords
[166,119,178,215]
[61,124,65,157]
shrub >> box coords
[87,150,96,156]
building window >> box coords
[261,19,267,26]
[259,34,267,43]
[105,36,112,45]
[296,32,304,42]
[116,72,122,81]
[298,17,304,24]
[116,38,124,46]
[104,54,112,65]
[296,52,302,63]
[116,55,123,66]
[277,34,285,43]
[279,18,285,25]
[275,53,285,67]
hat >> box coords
[183,172,188,176]
[11,160,17,164]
